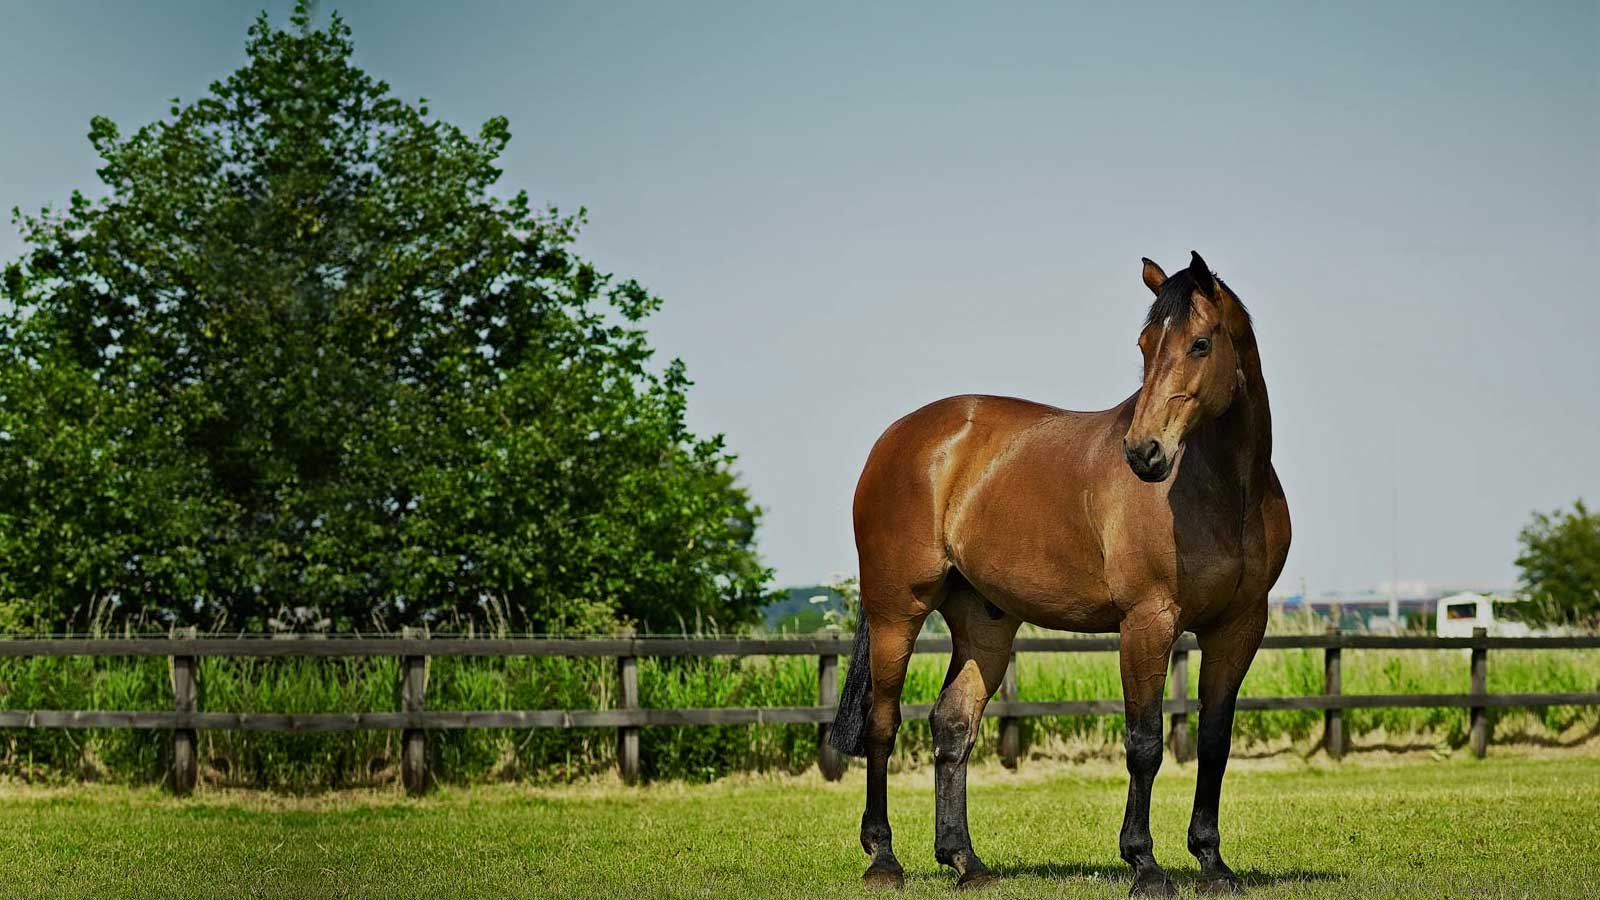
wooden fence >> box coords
[1,628,1597,794]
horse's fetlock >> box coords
[934,833,970,867]
[860,817,893,857]
[1119,837,1154,867]
[1187,824,1220,856]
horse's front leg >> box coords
[1188,610,1266,895]
[1118,605,1180,898]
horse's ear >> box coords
[1141,258,1166,295]
[1187,251,1217,296]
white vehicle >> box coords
[1435,592,1533,638]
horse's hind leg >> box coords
[860,598,931,889]
[930,585,1019,890]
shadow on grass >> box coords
[1332,739,1439,755]
[1232,867,1347,887]
[1482,719,1600,749]
[1230,744,1303,760]
[983,860,1346,888]
[1337,720,1599,756]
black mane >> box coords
[1143,269,1249,329]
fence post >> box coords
[998,652,1020,770]
[1168,643,1190,762]
[171,626,198,796]
[400,626,429,795]
[617,650,641,783]
[817,649,847,780]
[1323,626,1344,760]
[1470,626,1488,759]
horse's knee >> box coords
[1124,718,1164,775]
[929,700,976,764]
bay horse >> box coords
[830,252,1290,896]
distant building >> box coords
[1270,582,1514,631]
[771,581,1519,634]
[1435,592,1540,638]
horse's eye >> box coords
[1191,337,1211,356]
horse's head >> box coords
[1123,251,1248,483]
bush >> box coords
[1516,500,1600,628]
[0,2,770,634]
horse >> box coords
[829,252,1290,896]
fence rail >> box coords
[4,633,1597,658]
[2,629,1596,793]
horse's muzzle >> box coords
[1123,438,1172,483]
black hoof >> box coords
[863,862,905,890]
[956,869,1001,891]
[1198,875,1244,895]
[1129,869,1176,898]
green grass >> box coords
[3,638,1598,785]
[2,750,1597,898]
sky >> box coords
[1,1,1596,595]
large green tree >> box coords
[1514,500,1600,629]
[0,6,770,633]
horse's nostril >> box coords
[1123,438,1166,472]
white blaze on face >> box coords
[1145,314,1197,454]
[1152,316,1175,427]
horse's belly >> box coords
[946,482,1120,631]
[956,558,1120,633]
[999,591,1123,633]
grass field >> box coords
[2,749,1597,899]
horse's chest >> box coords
[1110,467,1255,608]
[1172,486,1249,582]
[1174,527,1246,599]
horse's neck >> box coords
[1191,335,1272,508]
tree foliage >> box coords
[1514,500,1600,629]
[0,6,770,633]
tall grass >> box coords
[2,629,1596,788]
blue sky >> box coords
[2,1,1596,594]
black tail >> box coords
[828,621,872,757]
